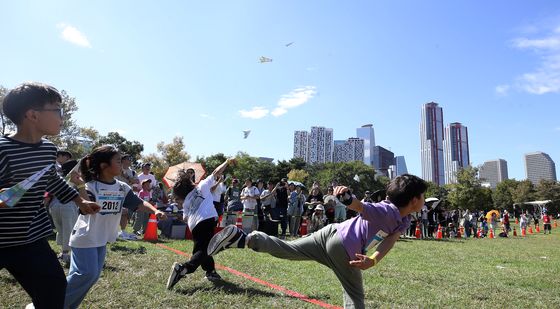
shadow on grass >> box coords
[102,264,121,272]
[110,244,147,255]
[176,280,278,298]
[398,237,466,243]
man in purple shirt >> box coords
[207,174,427,309]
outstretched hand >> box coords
[333,186,349,197]
[349,253,376,270]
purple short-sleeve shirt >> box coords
[335,200,410,260]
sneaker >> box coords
[205,270,222,282]
[120,231,138,240]
[207,225,247,256]
[166,262,185,290]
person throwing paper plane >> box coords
[207,174,427,308]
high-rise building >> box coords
[420,102,445,185]
[293,131,309,161]
[296,126,333,164]
[334,138,364,163]
[444,122,470,184]
[479,159,508,188]
[525,151,557,185]
[356,124,375,166]
[375,146,395,177]
[394,156,408,176]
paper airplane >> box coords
[353,174,360,182]
[0,164,54,207]
[243,130,251,139]
[259,56,272,63]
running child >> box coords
[64,145,166,309]
[207,174,427,309]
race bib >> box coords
[98,190,124,215]
[365,230,389,252]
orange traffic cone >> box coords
[489,228,494,239]
[300,217,308,236]
[513,227,517,237]
[536,224,540,233]
[436,225,443,239]
[554,220,558,228]
[521,227,526,237]
[415,223,422,239]
[214,215,224,235]
[515,218,519,225]
[477,228,482,238]
[143,213,158,242]
[460,226,465,238]
[235,211,243,229]
[529,226,533,234]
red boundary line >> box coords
[156,243,342,309]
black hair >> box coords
[386,174,427,208]
[2,82,62,125]
[173,169,196,200]
[80,145,120,182]
[267,180,275,185]
[57,150,72,159]
[60,159,78,177]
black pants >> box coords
[184,217,216,274]
[0,238,67,309]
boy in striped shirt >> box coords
[0,82,100,309]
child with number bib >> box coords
[65,145,166,309]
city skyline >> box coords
[2,1,560,182]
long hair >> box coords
[80,145,119,182]
[173,169,196,200]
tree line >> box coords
[1,86,558,212]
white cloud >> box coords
[277,86,317,109]
[57,23,91,48]
[271,107,287,116]
[200,113,215,120]
[238,86,317,119]
[495,84,510,96]
[504,23,560,95]
[238,106,269,119]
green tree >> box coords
[95,132,144,161]
[425,181,449,200]
[196,153,228,176]
[493,179,518,210]
[287,169,309,183]
[446,167,491,210]
[0,86,14,135]
[157,136,190,166]
[311,161,380,197]
[511,180,535,204]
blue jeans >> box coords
[65,246,107,309]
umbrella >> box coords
[163,162,207,189]
[486,210,500,221]
[287,180,306,189]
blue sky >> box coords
[1,1,559,181]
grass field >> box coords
[2,226,560,308]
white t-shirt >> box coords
[138,173,157,188]
[182,174,218,230]
[70,179,142,248]
[212,182,226,202]
[241,186,259,211]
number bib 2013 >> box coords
[98,191,124,215]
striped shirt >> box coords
[0,136,78,248]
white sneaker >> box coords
[25,303,35,309]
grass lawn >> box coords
[2,226,560,308]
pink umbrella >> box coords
[162,162,207,189]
